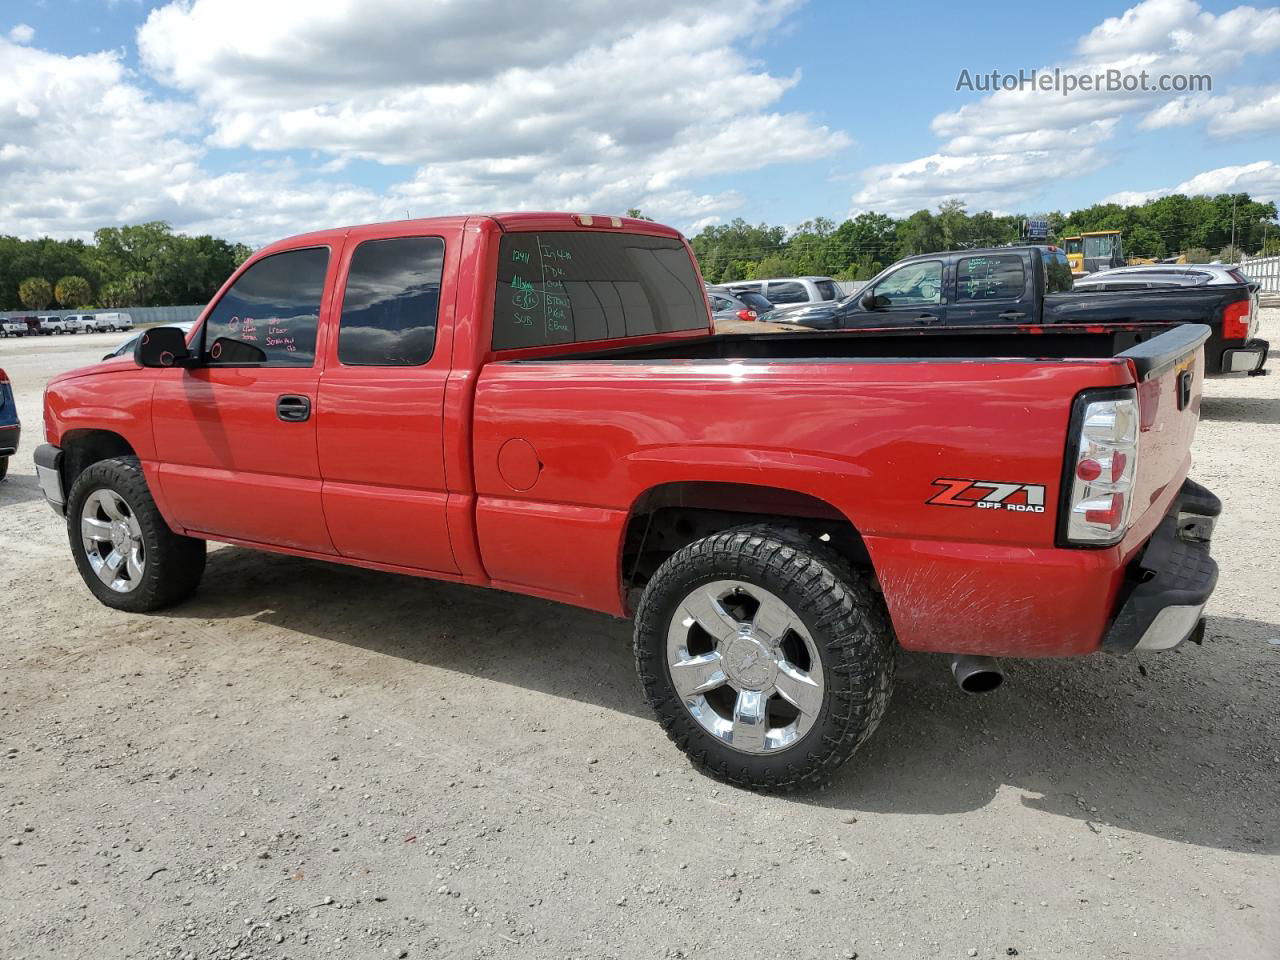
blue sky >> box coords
[2,0,1278,242]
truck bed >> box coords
[553,322,1169,364]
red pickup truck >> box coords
[35,213,1221,790]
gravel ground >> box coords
[1,321,1277,960]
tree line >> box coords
[3,193,1277,310]
[1,221,252,312]
[690,192,1280,284]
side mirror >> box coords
[860,290,878,310]
[208,337,267,365]
[135,326,194,368]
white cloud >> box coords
[0,37,390,243]
[1103,160,1280,205]
[134,0,847,228]
[1142,87,1280,137]
[853,0,1280,215]
[7,23,34,44]
[0,0,848,242]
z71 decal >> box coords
[928,478,1046,513]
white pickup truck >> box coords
[1,317,28,338]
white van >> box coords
[92,312,134,332]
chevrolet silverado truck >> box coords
[34,213,1221,790]
[780,245,1268,377]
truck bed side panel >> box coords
[471,357,1134,651]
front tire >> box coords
[66,456,206,612]
[634,525,895,792]
[0,457,8,481]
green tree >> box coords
[896,210,945,255]
[55,275,93,308]
[18,276,53,310]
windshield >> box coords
[1065,238,1082,255]
[1084,235,1117,257]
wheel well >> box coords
[60,429,137,491]
[621,482,871,607]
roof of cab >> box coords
[255,212,683,256]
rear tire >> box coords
[634,524,895,792]
[65,456,206,612]
[0,457,8,481]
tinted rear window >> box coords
[766,281,808,304]
[493,232,705,349]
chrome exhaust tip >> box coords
[949,654,1004,694]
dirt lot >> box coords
[1,323,1277,960]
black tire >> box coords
[634,524,895,792]
[65,456,206,612]
[0,456,8,481]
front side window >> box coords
[492,232,705,349]
[339,237,444,366]
[957,255,1025,301]
[814,280,838,301]
[203,247,329,366]
[871,260,943,306]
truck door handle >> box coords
[276,395,311,422]
[914,314,938,323]
[998,310,1027,320]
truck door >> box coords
[151,245,338,554]
[844,258,947,328]
[315,230,459,574]
[946,251,1032,326]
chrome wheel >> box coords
[80,489,146,594]
[665,579,824,755]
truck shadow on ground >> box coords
[0,472,47,507]
[1199,395,1280,424]
[174,547,1277,856]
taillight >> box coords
[1221,297,1251,340]
[736,309,758,322]
[1061,389,1139,546]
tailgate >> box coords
[1116,323,1210,546]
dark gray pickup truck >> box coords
[780,246,1268,377]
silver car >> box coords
[1072,264,1253,290]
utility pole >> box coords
[1230,195,1238,260]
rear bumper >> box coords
[0,422,19,457]
[33,443,65,514]
[1219,337,1269,376]
[1100,478,1220,654]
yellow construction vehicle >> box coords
[1063,235,1083,274]
[1063,230,1125,276]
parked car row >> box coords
[0,312,134,337]
[752,246,1267,377]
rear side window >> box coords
[204,247,329,366]
[339,237,444,366]
[766,281,808,304]
[492,232,706,349]
[957,255,1025,301]
[1044,252,1073,293]
[814,280,838,301]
